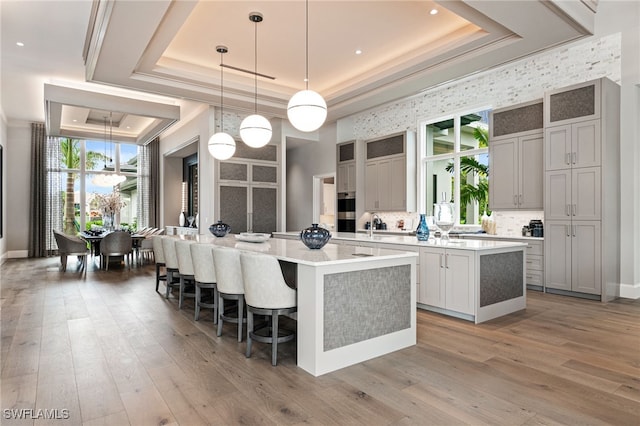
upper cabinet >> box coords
[336,141,356,194]
[364,131,416,212]
[489,100,544,210]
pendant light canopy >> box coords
[287,0,327,132]
[208,45,236,160]
[93,112,126,187]
[240,12,272,148]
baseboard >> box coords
[620,282,640,299]
[7,250,28,259]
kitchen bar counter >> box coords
[188,234,418,377]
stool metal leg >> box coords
[194,284,202,320]
[237,295,244,342]
[246,310,254,358]
[217,295,224,337]
[271,312,279,366]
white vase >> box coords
[179,211,186,227]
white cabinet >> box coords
[418,247,474,315]
[545,220,602,295]
[544,78,619,300]
[489,132,543,210]
[337,162,356,193]
[364,131,416,212]
[489,100,544,210]
[336,141,356,193]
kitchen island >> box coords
[193,234,418,377]
[274,232,527,324]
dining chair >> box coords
[52,229,89,272]
[240,252,297,366]
[100,231,133,270]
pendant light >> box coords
[208,45,236,161]
[239,12,272,148]
[92,112,126,187]
[287,0,327,132]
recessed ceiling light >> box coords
[72,119,77,122]
[430,8,438,15]
[16,41,24,47]
[355,49,362,55]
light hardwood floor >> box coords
[1,256,639,425]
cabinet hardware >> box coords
[572,204,576,216]
[519,194,523,205]
[572,152,577,164]
[566,204,570,216]
[565,225,569,237]
[439,254,443,268]
[513,195,518,206]
[572,225,576,237]
[445,254,449,269]
[565,153,571,165]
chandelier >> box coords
[92,112,126,187]
[208,46,236,160]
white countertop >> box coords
[188,234,417,266]
[274,232,527,251]
[457,233,544,241]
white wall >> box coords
[4,123,30,258]
[0,112,6,261]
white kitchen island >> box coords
[192,234,418,377]
[274,232,527,324]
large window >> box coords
[49,138,141,234]
[419,109,490,225]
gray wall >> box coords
[4,124,30,258]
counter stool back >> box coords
[213,247,245,342]
[161,237,180,299]
[151,236,167,291]
[240,252,297,366]
[190,243,218,322]
[175,240,196,310]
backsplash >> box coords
[352,33,621,140]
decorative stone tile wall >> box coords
[353,33,621,140]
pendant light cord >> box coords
[305,0,309,91]
[220,49,225,131]
[254,18,258,114]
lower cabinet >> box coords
[418,247,475,316]
[219,184,277,233]
[545,220,601,295]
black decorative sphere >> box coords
[300,224,331,249]
[209,220,231,237]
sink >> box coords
[352,253,374,257]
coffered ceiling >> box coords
[1,1,597,143]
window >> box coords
[419,109,490,225]
[48,137,142,234]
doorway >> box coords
[312,173,336,231]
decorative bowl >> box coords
[234,233,271,243]
[209,220,231,237]
[300,223,331,249]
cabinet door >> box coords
[365,162,378,210]
[444,249,475,315]
[337,164,348,192]
[519,134,544,209]
[544,221,572,291]
[571,221,601,295]
[545,125,571,171]
[389,157,406,210]
[545,170,572,221]
[219,185,248,233]
[489,138,518,209]
[572,167,601,220]
[376,160,391,210]
[346,163,356,193]
[251,186,277,233]
[572,120,601,168]
[419,248,445,307]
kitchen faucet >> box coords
[369,212,380,238]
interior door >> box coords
[219,185,248,234]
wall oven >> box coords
[337,192,356,232]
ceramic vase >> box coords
[209,220,231,237]
[300,223,331,249]
[415,214,430,241]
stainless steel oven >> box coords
[337,192,356,232]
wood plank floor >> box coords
[1,257,639,425]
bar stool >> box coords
[175,240,196,310]
[240,252,297,366]
[212,247,245,342]
[161,237,180,299]
[152,235,166,291]
[190,243,218,322]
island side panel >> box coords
[296,256,416,377]
[475,247,527,323]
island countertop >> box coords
[273,231,527,251]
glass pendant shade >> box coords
[208,132,236,160]
[240,114,272,148]
[287,89,327,132]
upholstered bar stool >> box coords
[152,235,167,291]
[240,252,297,366]
[212,247,245,342]
[190,243,218,322]
[175,240,196,310]
[161,237,181,299]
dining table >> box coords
[80,231,147,268]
